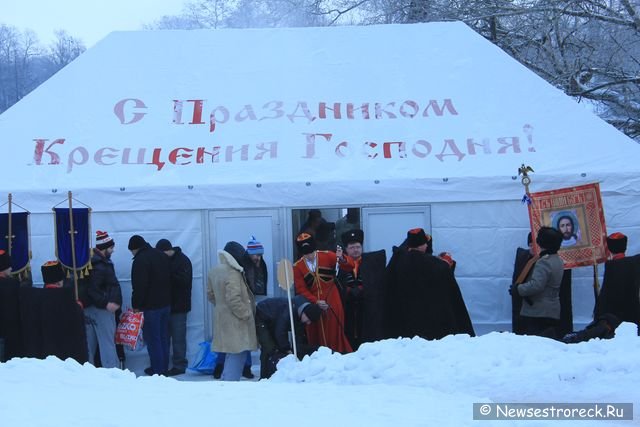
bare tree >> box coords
[49,30,86,70]
[0,24,86,114]
[0,25,42,111]
[148,0,329,29]
[227,0,640,140]
[466,0,640,140]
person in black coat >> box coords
[129,235,171,376]
[156,239,193,376]
[337,229,387,350]
[0,250,24,361]
[242,236,268,296]
[511,233,534,335]
[594,233,640,333]
[20,261,88,364]
[85,230,122,369]
[255,295,321,379]
[386,228,474,340]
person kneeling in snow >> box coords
[255,295,322,379]
[562,313,621,344]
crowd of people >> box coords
[1,214,638,381]
[0,231,193,377]
[511,229,640,342]
[205,224,477,381]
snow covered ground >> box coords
[1,324,637,427]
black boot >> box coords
[213,363,223,379]
[242,366,255,379]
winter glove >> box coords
[343,274,356,287]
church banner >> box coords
[0,212,31,274]
[527,183,607,269]
[53,208,91,276]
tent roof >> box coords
[2,22,639,212]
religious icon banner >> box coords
[527,183,607,268]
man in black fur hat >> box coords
[386,228,474,340]
[19,261,88,363]
[594,233,640,333]
[337,229,387,349]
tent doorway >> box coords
[207,209,281,297]
[361,206,431,257]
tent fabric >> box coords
[0,22,638,213]
[0,23,639,363]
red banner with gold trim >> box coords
[528,183,607,268]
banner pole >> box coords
[7,193,12,257]
[592,261,600,301]
[277,258,298,359]
[67,191,79,300]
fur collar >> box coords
[218,250,244,272]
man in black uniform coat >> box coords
[20,260,88,363]
[594,232,640,334]
[337,229,386,349]
[0,250,25,360]
[385,228,474,340]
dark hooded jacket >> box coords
[87,250,122,308]
[167,247,193,313]
[255,297,313,354]
[242,253,268,296]
[131,243,171,310]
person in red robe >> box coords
[293,233,353,354]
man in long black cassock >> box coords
[385,228,474,340]
[20,261,88,363]
[594,232,640,334]
[0,250,24,361]
[337,229,387,349]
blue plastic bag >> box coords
[188,341,218,374]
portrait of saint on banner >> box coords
[527,183,607,269]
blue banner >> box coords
[0,212,30,273]
[54,208,91,272]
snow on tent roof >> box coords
[1,22,638,211]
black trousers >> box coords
[255,320,279,379]
[521,316,559,339]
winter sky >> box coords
[3,0,189,47]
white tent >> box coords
[1,22,639,371]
